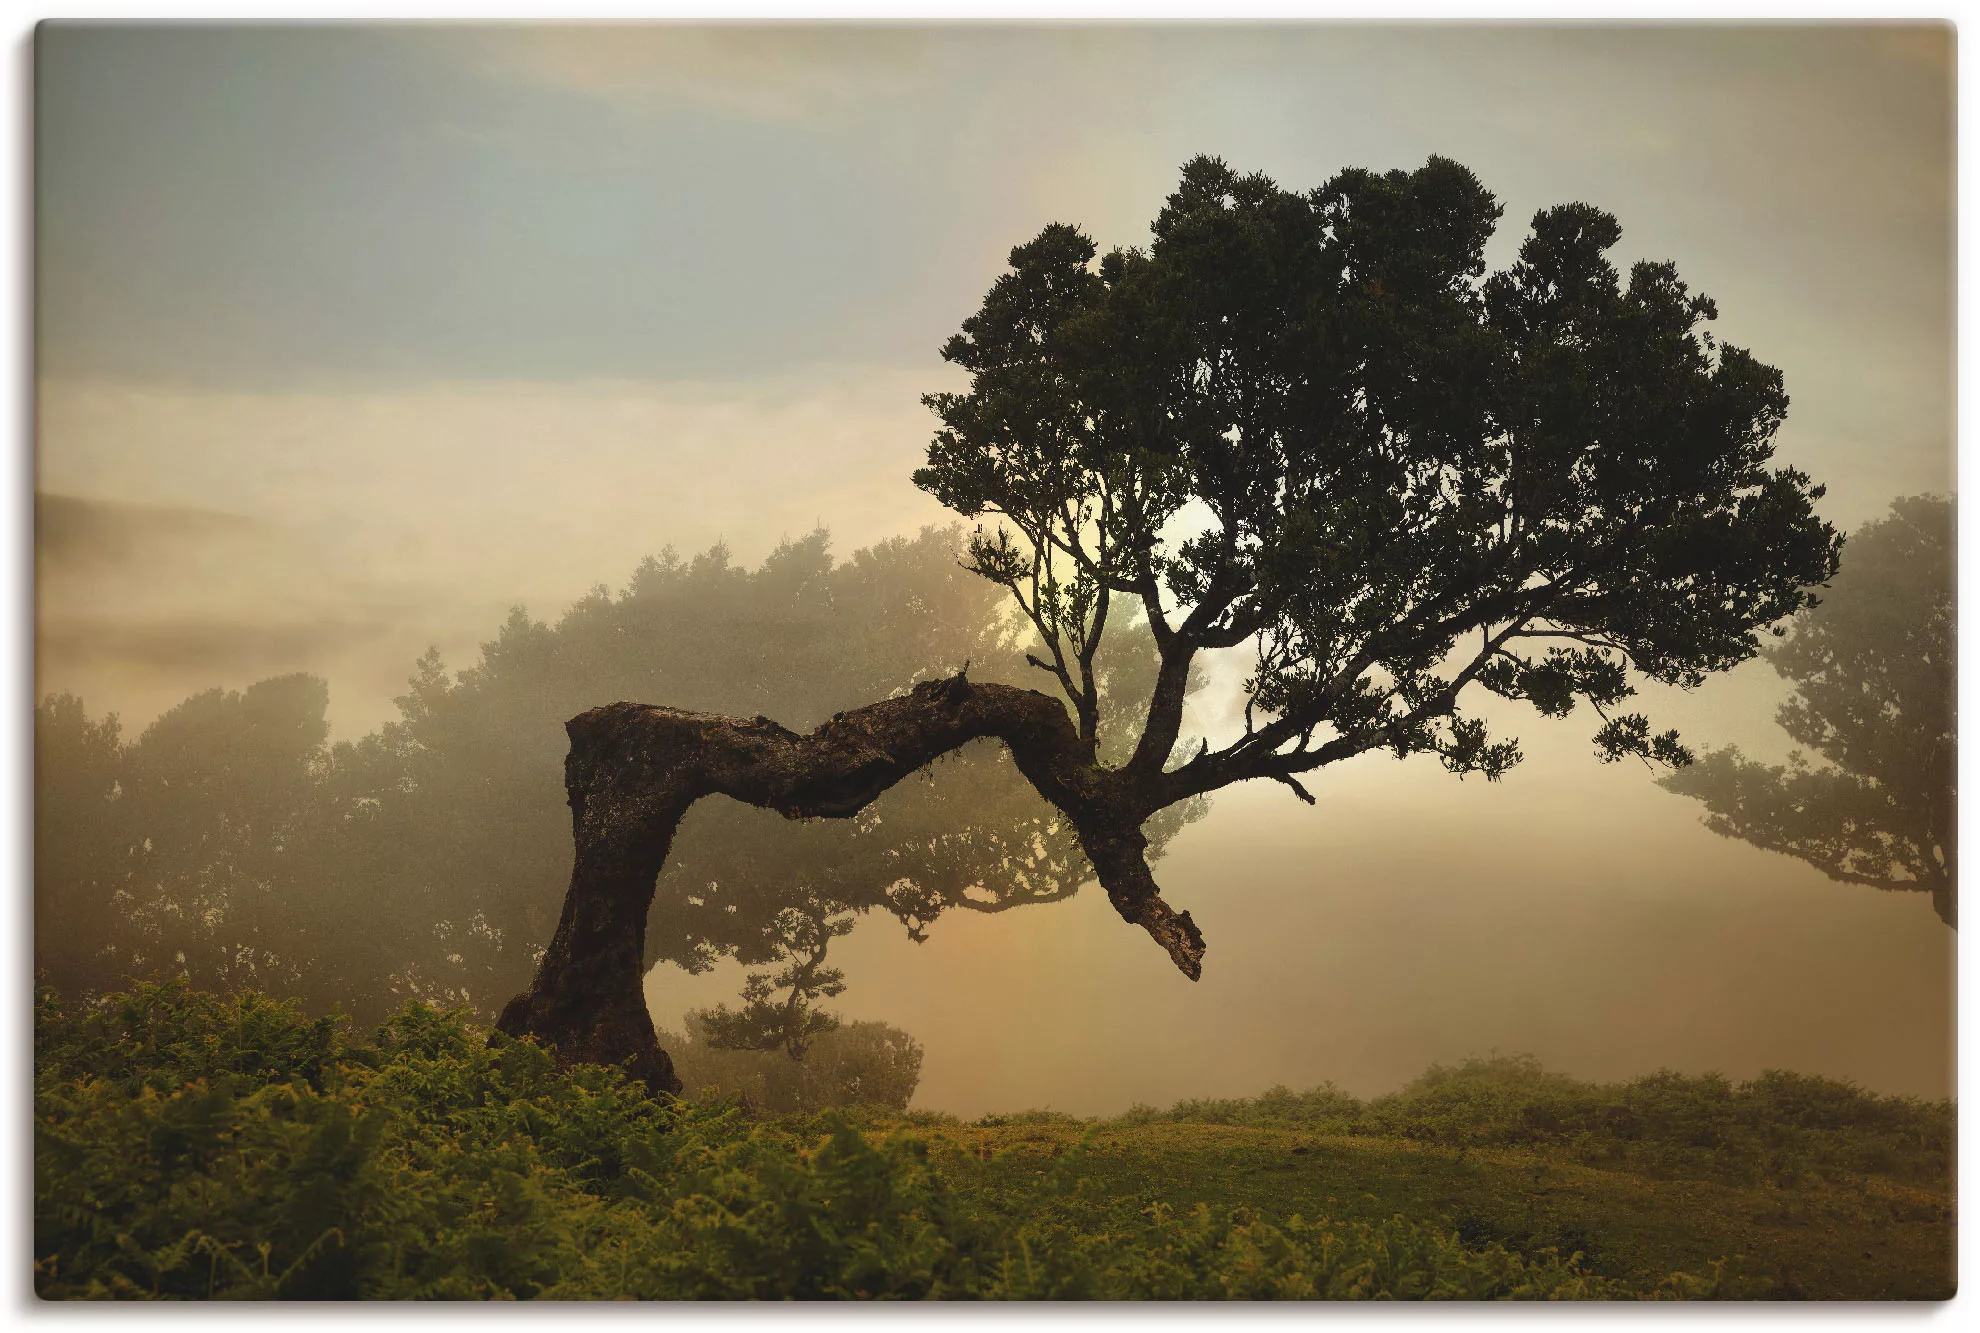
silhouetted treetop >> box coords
[918,155,1840,795]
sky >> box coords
[34,22,1956,1111]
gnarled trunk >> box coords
[494,671,1204,1093]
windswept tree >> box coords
[326,525,1199,1034]
[1660,496,1955,926]
[496,154,1841,1095]
[35,526,1198,1037]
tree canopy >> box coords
[495,154,1843,1093]
[1660,496,1955,925]
[917,155,1841,802]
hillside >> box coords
[34,984,1953,1300]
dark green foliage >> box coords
[35,982,347,1096]
[40,984,1749,1301]
[36,981,960,1300]
[1661,495,1956,925]
[919,155,1838,801]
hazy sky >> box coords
[35,23,1955,1110]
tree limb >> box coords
[495,671,1205,1092]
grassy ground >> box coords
[35,983,1955,1300]
[891,1118,1953,1300]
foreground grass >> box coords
[897,1051,1954,1300]
[35,983,1953,1300]
[902,1119,1950,1301]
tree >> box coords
[34,694,132,993]
[323,525,1198,1032]
[34,676,336,1003]
[495,153,1841,1095]
[35,526,1200,1038]
[1659,496,1955,925]
[659,1012,926,1115]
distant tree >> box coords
[34,694,133,993]
[659,1012,926,1115]
[33,675,337,1003]
[1660,496,1955,925]
[120,674,333,991]
[496,154,1841,1095]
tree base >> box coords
[495,987,682,1097]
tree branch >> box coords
[495,672,1205,1091]
[1272,773,1317,805]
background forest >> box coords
[35,523,1202,1103]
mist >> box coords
[33,23,1954,1117]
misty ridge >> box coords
[37,491,442,709]
[37,492,262,570]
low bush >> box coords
[1106,1053,1952,1190]
[36,982,1744,1301]
[657,1013,923,1116]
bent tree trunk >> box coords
[494,671,1204,1094]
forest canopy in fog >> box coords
[34,525,1202,1030]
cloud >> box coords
[457,25,937,122]
[33,369,959,736]
[37,609,414,678]
[36,493,262,575]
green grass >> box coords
[34,983,1954,1300]
[896,1118,1951,1300]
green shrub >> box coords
[1116,1052,1953,1191]
[657,1013,924,1116]
[972,1109,1089,1128]
[1105,1082,1363,1133]
[37,983,1751,1301]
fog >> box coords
[34,24,1954,1113]
[35,371,955,735]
